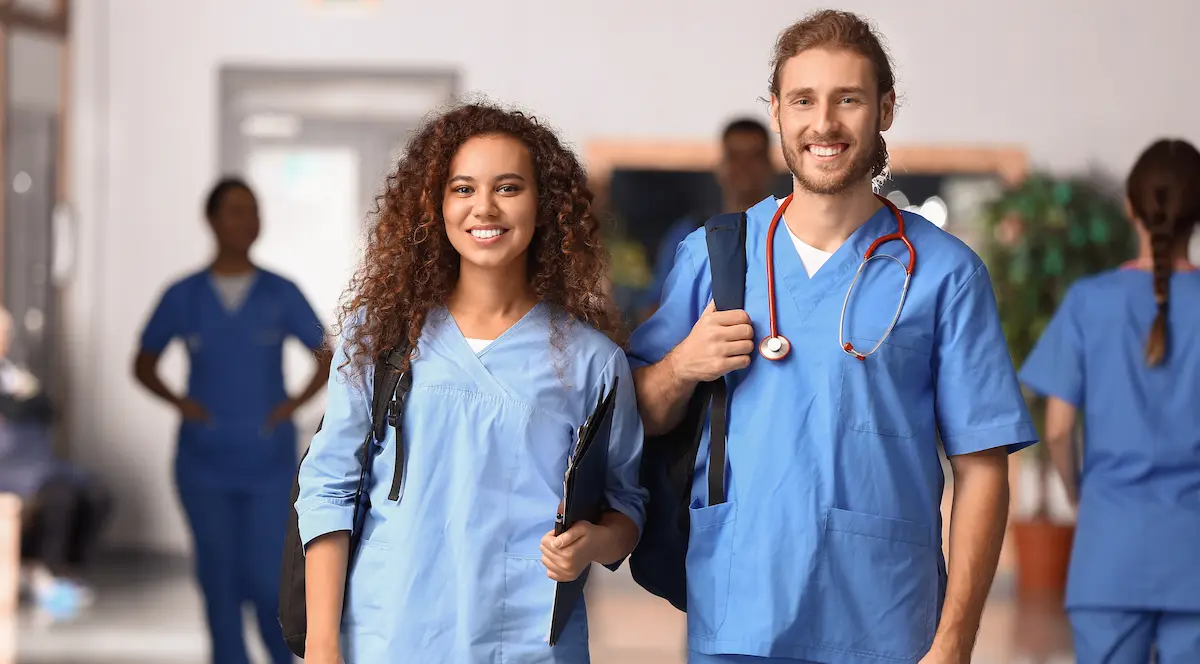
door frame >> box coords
[0,0,71,294]
[218,65,459,218]
[0,0,72,455]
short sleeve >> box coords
[934,263,1039,457]
[282,280,326,351]
[138,283,185,354]
[596,347,649,571]
[644,217,698,309]
[294,317,372,547]
[628,239,708,369]
[1018,283,1086,408]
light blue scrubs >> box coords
[629,196,1037,664]
[1018,266,1200,664]
[295,303,648,664]
[139,268,325,664]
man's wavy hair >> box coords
[333,100,625,378]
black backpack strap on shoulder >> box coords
[701,211,747,507]
[373,345,414,502]
[345,348,400,548]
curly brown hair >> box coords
[333,100,625,378]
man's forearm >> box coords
[633,352,698,436]
[936,449,1009,659]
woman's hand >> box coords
[540,521,605,582]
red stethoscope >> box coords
[759,192,916,361]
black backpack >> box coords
[278,345,413,658]
[628,211,747,611]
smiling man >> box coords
[627,10,1038,664]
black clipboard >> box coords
[547,376,619,646]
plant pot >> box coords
[1012,516,1075,601]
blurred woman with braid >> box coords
[1018,138,1200,664]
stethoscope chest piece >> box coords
[759,334,791,361]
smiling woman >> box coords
[295,100,650,664]
[334,104,627,374]
[443,135,540,277]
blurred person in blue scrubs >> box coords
[133,177,330,664]
[1019,139,1200,664]
[629,10,1036,664]
[640,118,776,320]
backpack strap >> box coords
[669,212,747,518]
[706,212,748,312]
[700,211,747,507]
[342,343,413,547]
[378,347,414,501]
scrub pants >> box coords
[177,472,294,664]
[1072,609,1200,664]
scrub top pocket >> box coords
[686,500,738,639]
[837,333,933,440]
[811,507,937,661]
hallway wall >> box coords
[66,0,1200,552]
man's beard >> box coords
[781,127,882,196]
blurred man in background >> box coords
[639,118,776,320]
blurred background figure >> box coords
[1018,139,1200,664]
[0,307,110,624]
[131,178,329,664]
[593,178,654,324]
[638,118,776,320]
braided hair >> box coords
[1125,139,1200,366]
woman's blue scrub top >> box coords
[1019,265,1200,612]
[296,305,648,663]
[138,269,325,487]
[629,196,1037,664]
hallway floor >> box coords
[5,552,1074,664]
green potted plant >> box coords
[979,171,1135,599]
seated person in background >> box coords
[0,306,112,620]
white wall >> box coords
[67,0,1200,552]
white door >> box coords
[246,145,362,443]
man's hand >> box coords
[634,300,755,435]
[540,521,605,582]
[668,299,754,383]
[918,641,969,664]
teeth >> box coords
[470,229,505,239]
[809,145,843,157]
